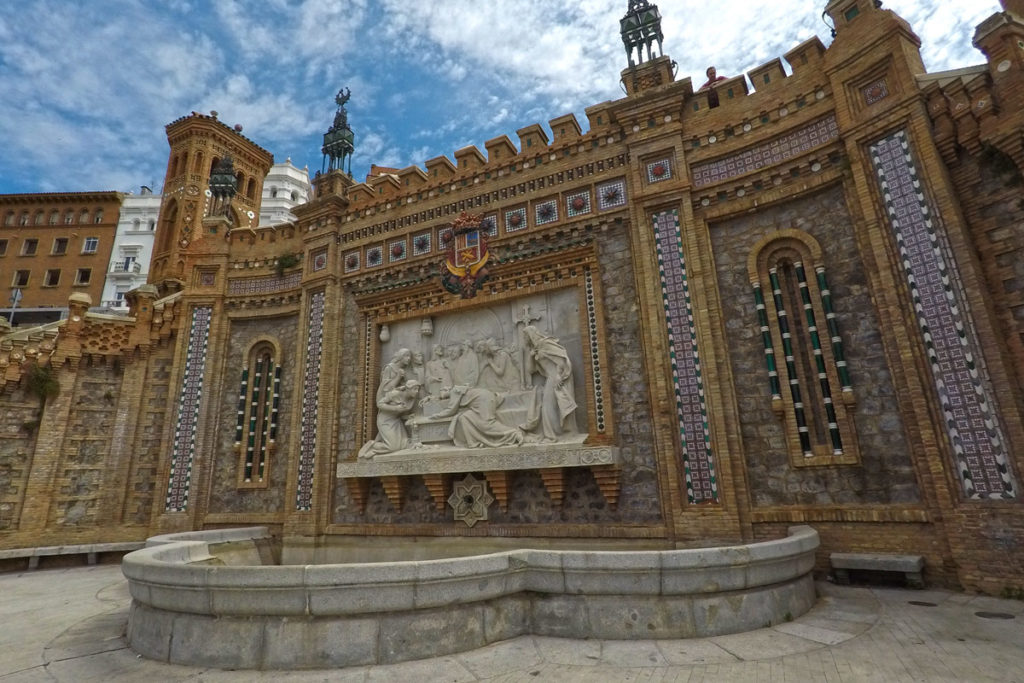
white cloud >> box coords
[0,0,1002,193]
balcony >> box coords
[109,261,142,279]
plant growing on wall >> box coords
[275,253,301,276]
[21,362,60,434]
[25,363,60,406]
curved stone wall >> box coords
[123,526,819,669]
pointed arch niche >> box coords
[233,337,283,487]
[747,228,858,467]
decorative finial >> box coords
[322,87,355,176]
[620,0,664,67]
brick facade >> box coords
[2,0,1023,593]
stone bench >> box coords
[830,552,924,588]
[0,541,146,571]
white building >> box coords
[260,159,310,226]
[100,186,160,310]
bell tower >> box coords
[620,1,675,95]
[150,112,274,294]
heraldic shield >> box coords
[442,212,491,298]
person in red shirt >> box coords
[699,66,727,107]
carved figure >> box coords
[432,385,525,449]
[424,344,452,397]
[410,351,426,398]
[520,326,578,440]
[476,338,519,392]
[377,348,411,402]
[449,341,480,387]
[358,380,421,459]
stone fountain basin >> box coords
[122,526,818,669]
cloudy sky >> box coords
[0,0,997,195]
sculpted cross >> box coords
[514,304,542,388]
[513,304,541,329]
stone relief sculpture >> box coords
[430,386,525,449]
[357,380,421,459]
[424,345,452,397]
[357,294,586,459]
[520,326,578,441]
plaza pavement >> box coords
[0,563,1021,682]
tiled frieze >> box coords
[228,272,302,295]
[646,158,673,184]
[412,231,432,256]
[481,213,499,237]
[505,206,527,233]
[388,238,407,263]
[295,290,326,510]
[344,250,360,273]
[535,199,558,225]
[311,247,328,272]
[597,178,627,210]
[870,130,1016,499]
[566,190,592,218]
[862,79,889,106]
[164,306,212,512]
[691,115,838,188]
[652,209,718,503]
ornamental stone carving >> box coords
[356,291,586,460]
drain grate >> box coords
[974,611,1016,620]
[908,600,938,607]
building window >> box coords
[13,270,29,287]
[148,220,155,231]
[3,212,12,226]
[43,269,60,287]
[52,238,68,255]
[18,212,28,226]
[748,230,857,466]
[93,209,103,224]
[234,341,281,485]
[64,211,74,224]
[21,239,38,256]
[132,218,141,230]
[0,239,8,256]
[75,268,91,285]
[79,210,89,223]
[33,211,44,225]
[82,237,99,254]
[48,210,59,225]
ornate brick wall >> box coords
[0,386,38,530]
[207,315,299,514]
[711,185,919,507]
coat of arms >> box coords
[441,212,491,298]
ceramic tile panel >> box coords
[652,209,718,503]
[165,306,212,511]
[870,130,1015,499]
[691,115,838,188]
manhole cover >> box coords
[908,601,937,607]
[974,611,1016,620]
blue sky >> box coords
[0,0,997,195]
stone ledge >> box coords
[0,541,147,571]
[337,443,619,478]
[830,552,924,572]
